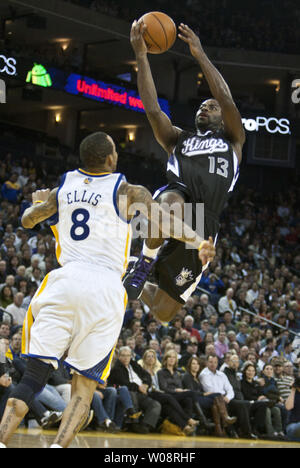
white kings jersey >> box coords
[49,169,132,277]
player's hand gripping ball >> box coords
[138,11,177,54]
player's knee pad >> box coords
[9,358,54,407]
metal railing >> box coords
[196,286,300,338]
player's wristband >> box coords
[33,200,43,205]
[198,241,206,251]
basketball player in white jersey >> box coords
[0,132,215,448]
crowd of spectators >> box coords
[0,137,299,441]
[65,0,300,55]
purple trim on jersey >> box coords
[153,185,168,200]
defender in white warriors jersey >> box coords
[0,132,215,449]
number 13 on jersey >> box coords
[208,156,229,178]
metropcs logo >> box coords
[0,55,17,76]
[242,116,290,135]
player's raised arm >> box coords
[118,182,215,265]
[130,20,181,155]
[21,188,58,229]
[178,24,245,163]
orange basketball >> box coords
[139,12,177,54]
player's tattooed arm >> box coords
[130,20,181,155]
[21,188,58,229]
[118,182,216,263]
[178,24,245,162]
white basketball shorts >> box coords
[22,262,127,383]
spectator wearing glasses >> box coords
[283,361,296,379]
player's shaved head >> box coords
[80,132,115,170]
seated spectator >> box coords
[183,315,202,343]
[22,282,38,310]
[134,332,146,361]
[248,328,262,354]
[257,350,272,372]
[108,346,161,434]
[273,360,295,402]
[247,351,258,369]
[285,377,300,442]
[91,383,121,433]
[0,323,10,339]
[199,294,217,319]
[198,319,210,341]
[138,348,161,379]
[227,330,238,346]
[208,313,219,335]
[31,242,46,273]
[143,319,161,344]
[7,338,67,423]
[283,360,296,379]
[0,337,61,429]
[236,322,250,347]
[125,336,137,361]
[204,342,216,356]
[139,349,196,436]
[167,316,184,342]
[0,261,7,284]
[259,337,279,360]
[260,363,287,434]
[219,351,235,372]
[25,258,40,281]
[182,356,232,436]
[1,174,21,204]
[121,318,144,343]
[5,332,22,361]
[246,283,259,305]
[241,362,283,439]
[179,340,199,369]
[199,355,237,436]
[47,362,71,405]
[218,288,237,317]
[157,350,212,433]
[223,354,260,439]
[3,276,17,296]
[282,341,294,363]
[0,286,13,309]
[148,339,161,360]
[172,328,192,353]
[122,300,143,328]
[214,331,229,360]
[191,305,203,329]
[222,311,236,333]
[5,292,26,326]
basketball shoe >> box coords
[123,255,156,300]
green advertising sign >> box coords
[26,63,52,87]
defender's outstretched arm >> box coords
[118,182,215,265]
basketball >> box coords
[139,12,177,54]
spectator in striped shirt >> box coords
[273,361,294,402]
